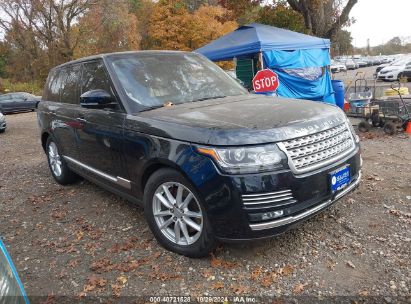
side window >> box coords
[45,69,64,102]
[81,61,116,100]
[60,65,81,104]
[0,95,10,102]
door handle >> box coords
[76,117,87,123]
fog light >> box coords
[261,210,284,221]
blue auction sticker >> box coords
[330,166,350,192]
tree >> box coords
[75,0,140,58]
[148,1,237,51]
[257,2,306,33]
[218,0,263,24]
[286,0,358,40]
[0,0,95,81]
[332,30,353,55]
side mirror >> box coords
[80,89,114,108]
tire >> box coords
[143,168,215,258]
[358,121,371,133]
[46,136,78,185]
[383,122,396,135]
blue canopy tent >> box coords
[195,23,335,104]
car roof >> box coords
[53,50,193,70]
[0,92,31,96]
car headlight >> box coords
[196,144,288,174]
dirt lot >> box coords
[0,110,410,303]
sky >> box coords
[348,0,411,47]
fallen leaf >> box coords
[293,282,307,294]
[67,259,80,268]
[117,275,127,285]
[111,283,123,297]
[230,284,249,294]
[250,266,262,280]
[210,253,239,269]
[211,281,224,290]
[76,230,84,241]
[359,290,369,296]
[260,275,273,287]
[280,265,294,276]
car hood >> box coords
[381,65,403,72]
[125,94,347,146]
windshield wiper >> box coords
[139,102,175,113]
[139,105,165,112]
[191,95,227,102]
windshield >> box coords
[391,57,411,66]
[108,52,247,109]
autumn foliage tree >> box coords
[148,0,237,51]
[75,0,140,58]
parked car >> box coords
[0,92,40,114]
[345,59,358,70]
[354,59,367,68]
[37,51,362,257]
[0,112,6,133]
[377,57,411,81]
[330,60,340,73]
[0,239,29,303]
[398,66,411,81]
[335,61,347,72]
[376,63,389,74]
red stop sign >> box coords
[252,68,279,93]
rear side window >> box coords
[81,61,115,100]
[43,69,61,102]
[0,95,10,101]
[60,65,81,104]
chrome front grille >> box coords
[280,123,355,173]
[242,190,297,210]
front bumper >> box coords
[249,171,361,231]
[189,147,362,240]
[377,72,397,80]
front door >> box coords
[75,60,129,191]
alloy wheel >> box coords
[152,182,203,246]
[48,142,62,177]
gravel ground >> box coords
[0,111,410,303]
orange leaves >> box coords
[293,282,308,294]
[210,253,240,269]
[211,281,225,290]
[279,265,294,276]
[148,2,237,51]
[248,264,295,288]
[79,275,107,297]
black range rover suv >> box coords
[37,51,362,257]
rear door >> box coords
[10,93,29,111]
[75,60,129,190]
[43,65,82,160]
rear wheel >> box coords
[144,168,215,258]
[46,137,78,185]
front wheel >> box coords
[144,168,215,258]
[46,137,78,185]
